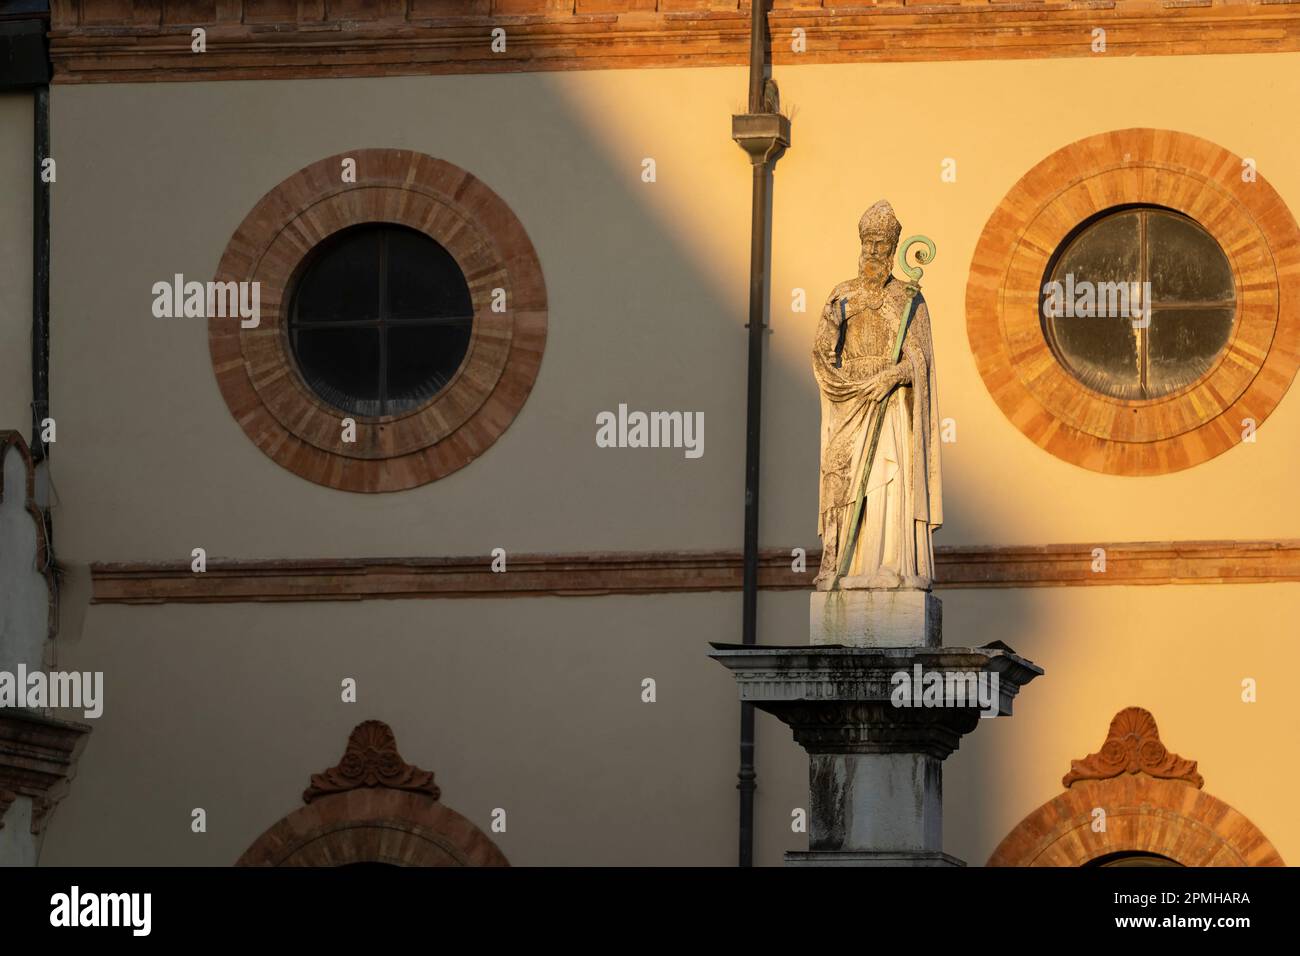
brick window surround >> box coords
[236,787,509,866]
[967,129,1300,476]
[988,775,1283,867]
[209,149,547,492]
[236,721,509,867]
[987,708,1284,867]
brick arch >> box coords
[988,708,1283,867]
[236,789,508,867]
[237,721,507,867]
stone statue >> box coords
[812,200,942,591]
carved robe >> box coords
[813,277,943,589]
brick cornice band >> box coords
[89,538,1300,604]
[47,2,1300,84]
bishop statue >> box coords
[812,200,943,591]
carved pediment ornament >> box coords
[303,721,441,804]
[1063,707,1203,788]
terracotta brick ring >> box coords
[987,776,1284,867]
[236,789,509,867]
[209,149,547,492]
[967,129,1300,475]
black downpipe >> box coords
[738,0,771,869]
[738,160,767,868]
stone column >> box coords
[785,700,980,865]
[710,595,1043,866]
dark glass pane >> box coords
[293,327,382,416]
[1044,206,1237,400]
[386,322,473,413]
[289,223,476,415]
[1089,851,1183,868]
[1045,211,1143,399]
[1047,311,1142,399]
[1054,210,1141,288]
[386,228,474,320]
[293,228,382,323]
[1146,307,1235,397]
[1148,212,1234,303]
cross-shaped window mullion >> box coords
[291,315,473,330]
[384,314,477,326]
[1139,210,1149,397]
[291,318,384,329]
[287,224,476,418]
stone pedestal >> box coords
[709,641,1043,866]
[786,850,965,866]
[808,752,941,853]
[810,589,941,647]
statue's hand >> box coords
[862,365,904,402]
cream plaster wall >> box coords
[765,54,1300,551]
[0,94,32,435]
[40,582,1299,866]
[41,593,778,866]
[48,53,1300,564]
[38,51,1300,865]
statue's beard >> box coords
[860,257,890,287]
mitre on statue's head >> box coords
[858,200,902,247]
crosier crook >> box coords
[832,234,936,587]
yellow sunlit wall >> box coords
[39,51,1300,865]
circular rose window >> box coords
[967,129,1300,476]
[209,149,547,493]
[1041,206,1235,401]
[288,224,475,418]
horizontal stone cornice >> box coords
[87,538,1300,604]
[46,1,1300,83]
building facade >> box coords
[2,0,1299,866]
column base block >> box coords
[810,589,941,647]
[784,850,966,867]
